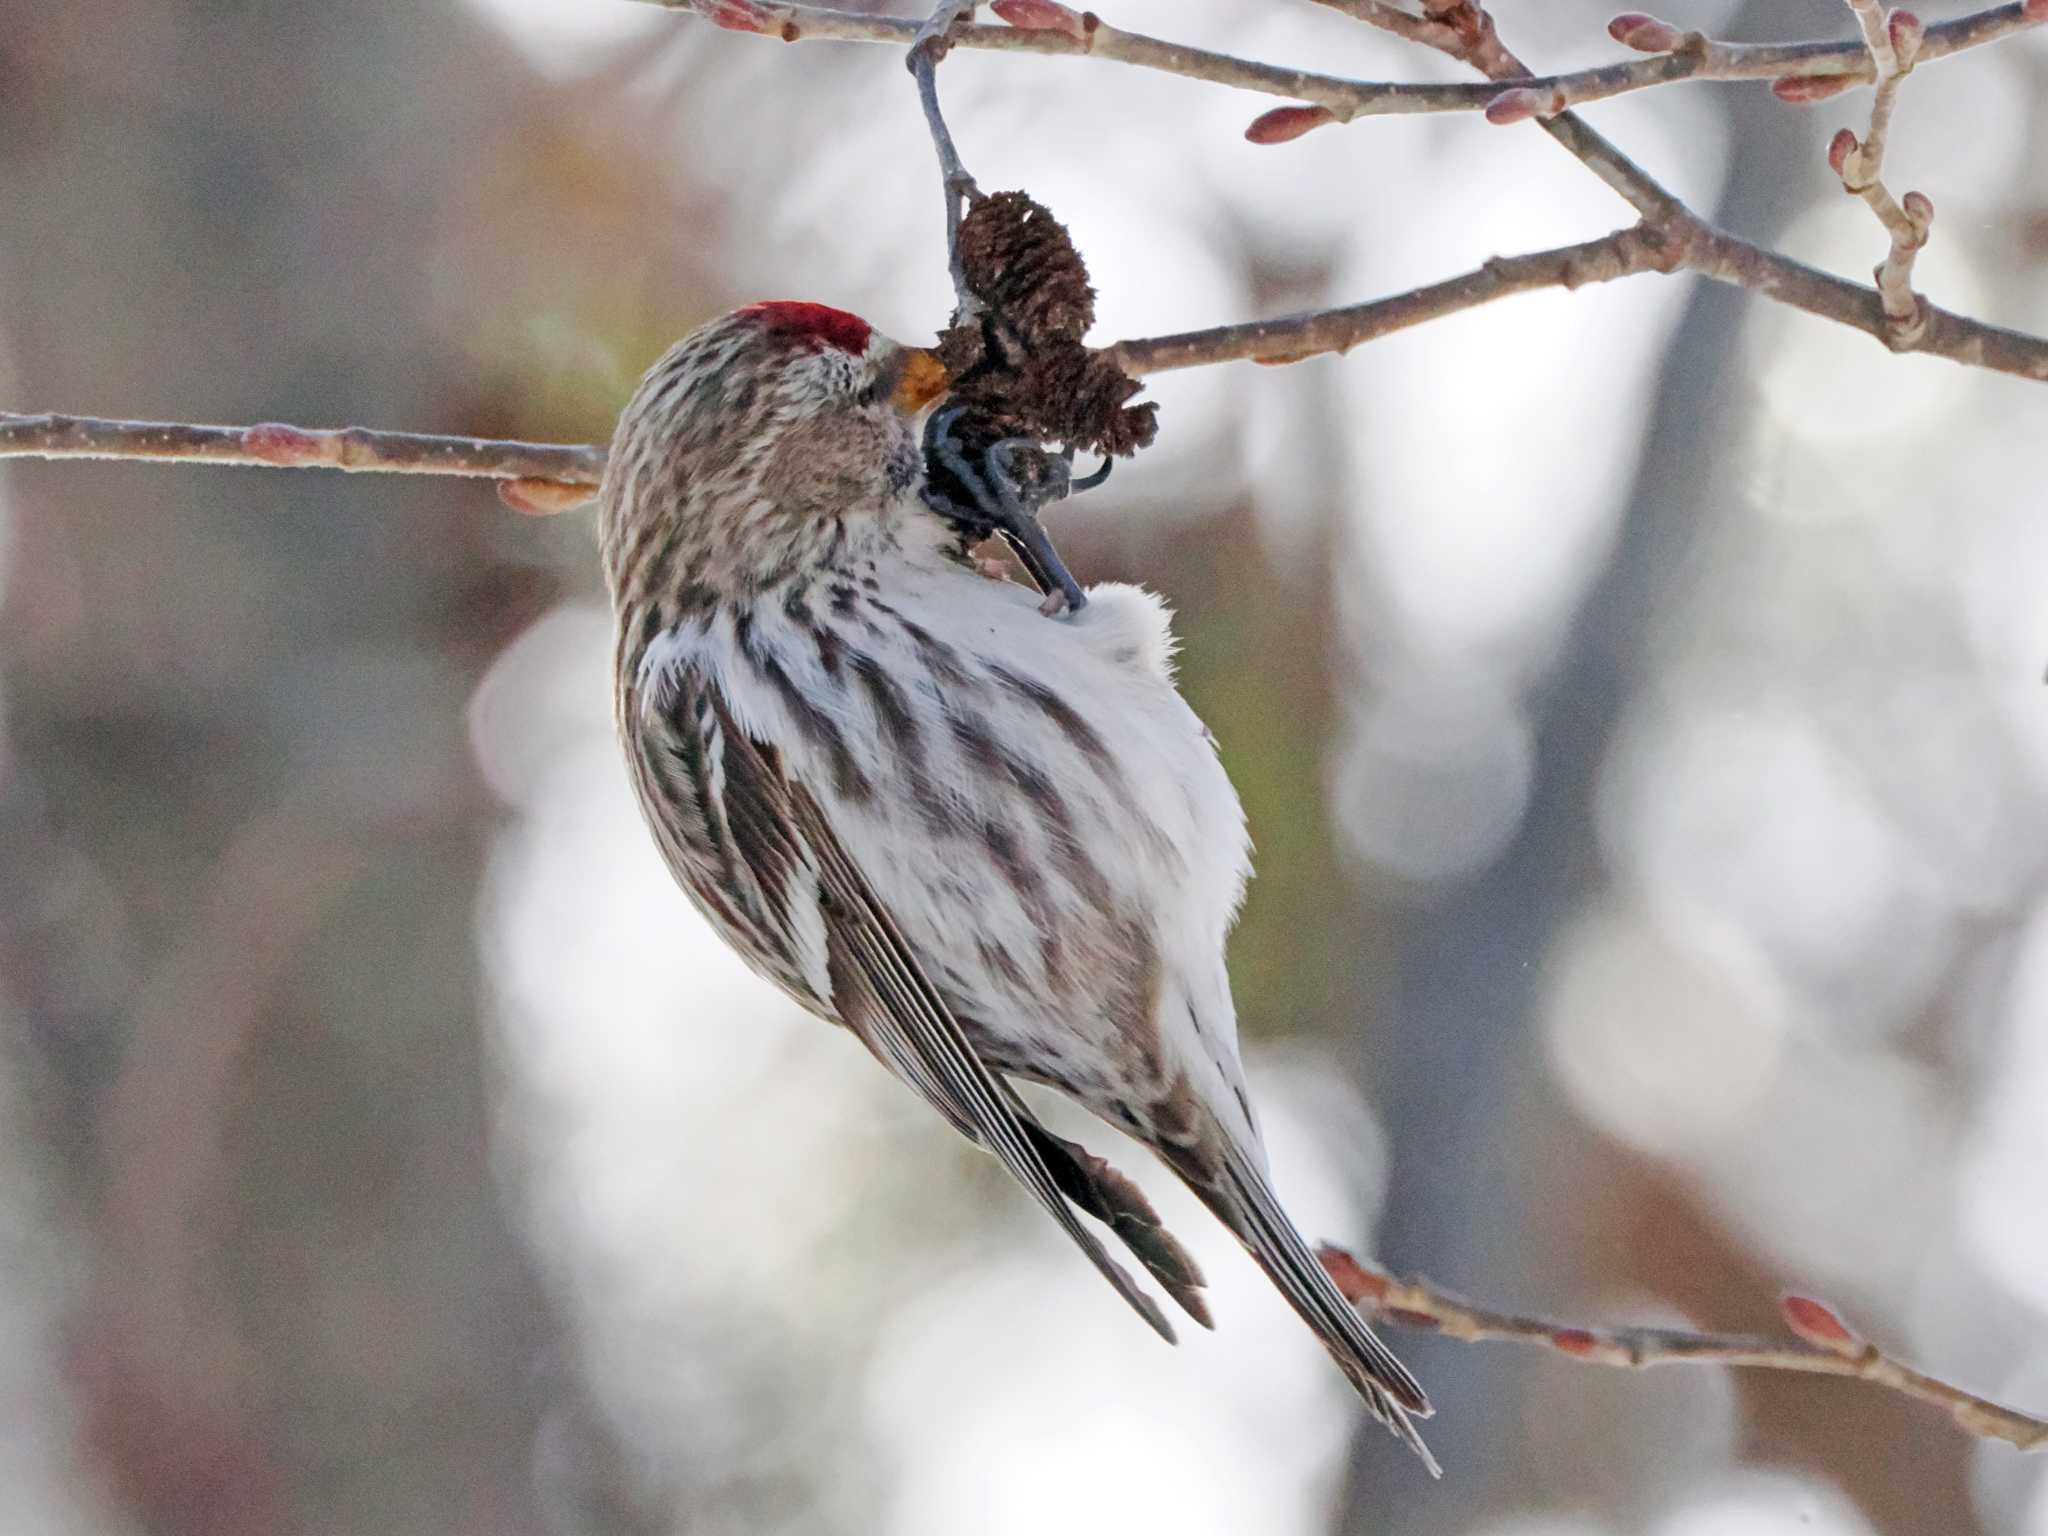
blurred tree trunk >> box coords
[0,5,558,1532]
[1331,1,1810,1524]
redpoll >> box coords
[598,301,1436,1469]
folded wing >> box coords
[637,665,1205,1339]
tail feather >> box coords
[1019,1116,1214,1330]
[1208,1149,1440,1475]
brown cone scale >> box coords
[926,192,1158,521]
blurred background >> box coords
[3,0,2046,1532]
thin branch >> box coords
[7,216,2045,494]
[1110,224,1680,375]
[643,0,2048,383]
[1113,217,2048,382]
[1322,0,2048,376]
[1330,0,2044,118]
[1829,4,1935,343]
[1336,0,1681,224]
[648,0,1506,118]
[1681,224,2045,373]
[635,0,2046,124]
[1318,1246,2048,1453]
[0,412,604,509]
[8,0,2046,496]
[908,0,985,315]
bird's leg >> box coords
[907,1,982,322]
[922,407,1090,617]
[921,404,997,523]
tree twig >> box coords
[8,0,2047,500]
[908,0,985,315]
[1325,0,2044,118]
[1315,0,2048,374]
[636,0,2045,124]
[1318,1246,2048,1453]
[1112,223,2048,381]
[1828,3,1935,343]
[8,213,2047,498]
[0,412,603,511]
[1110,224,1681,374]
[643,0,2048,383]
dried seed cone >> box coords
[934,191,1159,482]
[957,191,1096,344]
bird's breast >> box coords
[675,569,1249,1092]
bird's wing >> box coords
[643,666,1182,1343]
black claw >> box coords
[982,439,1087,614]
[985,437,1073,507]
[1069,456,1112,494]
[921,410,1089,615]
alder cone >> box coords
[934,190,1158,481]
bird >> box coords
[597,299,1436,1470]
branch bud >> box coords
[1781,1295,1863,1357]
[1828,127,1859,179]
[1607,13,1686,52]
[990,0,1089,39]
[702,0,772,33]
[1245,104,1337,144]
[1485,86,1564,124]
[497,478,596,516]
[1315,1245,1388,1304]
[1887,9,1924,66]
[1772,73,1857,103]
[243,423,325,466]
[2027,0,2048,20]
[1902,189,1934,232]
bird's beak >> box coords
[889,348,951,416]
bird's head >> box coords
[599,301,951,610]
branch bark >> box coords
[0,230,1660,491]
[10,209,2048,496]
[7,0,2047,498]
[1828,3,1935,343]
[1318,0,2048,377]
[1318,1247,2048,1453]
[650,0,2048,385]
[634,0,2045,122]
[1110,224,1680,375]
[0,412,604,509]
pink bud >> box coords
[1608,12,1685,51]
[1888,9,1924,62]
[1828,127,1859,177]
[243,423,325,466]
[497,478,596,517]
[1485,87,1562,124]
[1903,189,1934,228]
[1550,1328,1601,1356]
[990,0,1087,38]
[1772,73,1857,103]
[1782,1295,1861,1355]
[703,0,770,31]
[1316,1246,1387,1302]
[2026,0,2048,21]
[1244,104,1337,145]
